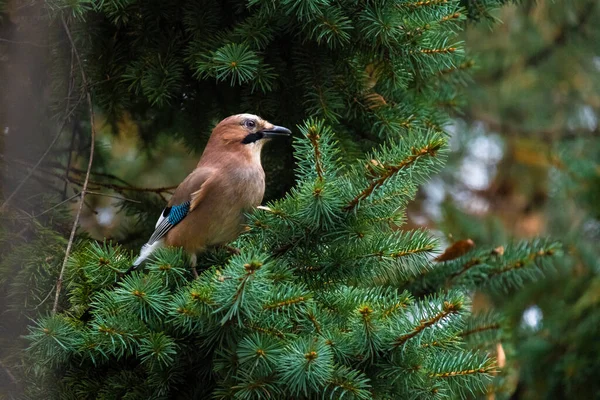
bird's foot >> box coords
[189,253,199,279]
[220,245,241,255]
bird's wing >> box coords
[146,167,215,246]
[146,202,191,245]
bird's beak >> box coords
[260,125,291,138]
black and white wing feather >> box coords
[131,201,191,267]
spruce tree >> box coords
[24,120,560,399]
[0,0,563,398]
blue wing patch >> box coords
[168,202,190,225]
[147,201,191,245]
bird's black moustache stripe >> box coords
[241,132,264,144]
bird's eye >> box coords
[244,119,256,129]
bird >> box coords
[127,113,291,276]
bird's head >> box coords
[212,113,291,143]
[206,113,291,162]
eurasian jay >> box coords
[129,114,291,274]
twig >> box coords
[32,193,80,218]
[87,191,141,203]
[63,122,77,199]
[83,180,177,195]
[63,48,78,201]
[1,154,172,193]
[1,154,174,200]
[53,15,96,314]
[64,47,79,202]
[34,285,57,310]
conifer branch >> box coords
[460,323,501,338]
[307,127,324,181]
[361,244,435,259]
[487,248,556,279]
[345,142,442,211]
[263,296,308,310]
[447,258,482,283]
[420,337,459,348]
[247,324,285,339]
[393,301,462,347]
[390,245,436,258]
[437,60,475,76]
[440,12,462,22]
[307,311,322,334]
[399,0,449,8]
[53,15,96,314]
[382,299,410,319]
[418,47,457,55]
[430,365,495,378]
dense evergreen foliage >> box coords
[23,121,560,398]
[0,0,575,398]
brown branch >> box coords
[382,299,410,319]
[430,366,495,378]
[63,125,77,199]
[67,166,136,187]
[419,47,457,55]
[460,323,501,338]
[345,142,442,211]
[391,245,436,258]
[361,244,435,259]
[53,15,96,314]
[87,191,141,203]
[29,193,80,219]
[263,296,308,310]
[447,257,482,283]
[81,179,177,195]
[307,126,324,181]
[1,154,176,197]
[306,311,322,334]
[437,60,475,77]
[399,0,448,8]
[62,47,77,200]
[487,249,555,280]
[34,284,57,311]
[393,301,462,347]
[247,324,285,339]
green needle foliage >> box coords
[51,0,472,149]
[24,121,560,399]
[0,0,567,398]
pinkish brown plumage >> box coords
[129,114,291,273]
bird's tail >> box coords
[124,242,162,276]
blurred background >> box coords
[1,0,599,398]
